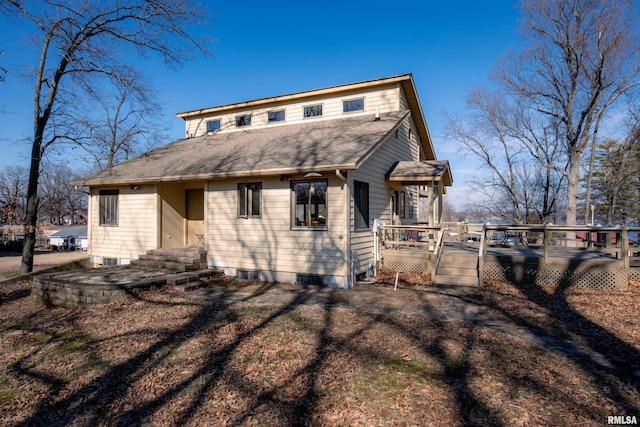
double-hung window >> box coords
[292,180,327,228]
[238,182,261,218]
[354,180,369,230]
[99,190,119,226]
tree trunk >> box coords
[565,150,582,226]
[21,134,42,274]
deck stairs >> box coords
[434,242,480,286]
[130,245,207,273]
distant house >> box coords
[49,226,88,251]
[72,74,453,287]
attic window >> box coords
[303,104,323,118]
[268,110,285,123]
[206,119,221,132]
[235,114,251,127]
[343,98,364,113]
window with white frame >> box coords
[238,182,261,218]
[343,98,364,113]
[268,110,285,123]
[206,119,221,132]
[99,189,119,226]
[235,114,251,127]
[303,104,323,118]
[354,180,369,230]
[292,180,327,228]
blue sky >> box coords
[0,0,523,205]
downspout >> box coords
[336,170,351,287]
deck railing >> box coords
[478,224,640,286]
[379,224,443,276]
[380,224,442,250]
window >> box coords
[268,110,285,123]
[343,98,365,113]
[99,190,118,226]
[400,191,406,219]
[292,180,327,228]
[238,182,261,218]
[206,119,221,132]
[235,114,251,127]
[408,192,414,219]
[303,104,323,118]
[354,180,369,230]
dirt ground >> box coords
[0,250,87,279]
[1,271,639,426]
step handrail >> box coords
[478,224,486,287]
[431,228,445,283]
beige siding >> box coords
[349,115,422,274]
[206,176,348,280]
[185,85,402,137]
[89,185,157,261]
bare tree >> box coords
[0,46,6,82]
[39,162,87,225]
[495,0,640,225]
[0,165,28,225]
[74,68,167,171]
[1,1,209,273]
[446,88,566,224]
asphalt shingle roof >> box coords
[74,111,408,186]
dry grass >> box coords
[0,275,639,426]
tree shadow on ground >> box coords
[3,272,639,426]
[489,256,640,415]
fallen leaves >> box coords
[0,276,639,426]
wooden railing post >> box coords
[478,224,486,288]
[543,223,550,264]
[622,226,629,268]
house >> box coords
[71,74,453,288]
[49,226,88,251]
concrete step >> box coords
[146,246,205,257]
[434,274,479,286]
[174,280,206,292]
[130,259,199,272]
[166,272,201,286]
[138,254,201,264]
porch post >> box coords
[427,183,434,227]
[437,183,443,226]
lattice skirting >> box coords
[630,267,640,282]
[382,250,432,274]
[484,257,629,290]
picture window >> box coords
[268,110,285,123]
[303,104,323,118]
[292,180,327,228]
[236,114,251,127]
[343,98,365,113]
[206,119,221,132]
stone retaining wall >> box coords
[32,274,167,308]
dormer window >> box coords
[303,104,323,118]
[236,114,251,127]
[268,110,285,123]
[343,98,365,113]
[206,119,221,132]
